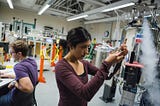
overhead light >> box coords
[144,14,159,18]
[7,0,14,9]
[38,4,51,15]
[67,15,88,21]
[38,0,56,15]
[102,2,135,12]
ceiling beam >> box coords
[53,0,65,8]
[51,0,61,7]
[78,0,106,6]
[84,9,160,24]
[84,16,121,24]
[57,5,80,13]
[45,7,75,16]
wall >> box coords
[0,5,83,35]
[1,5,159,44]
[85,22,113,43]
[0,5,129,43]
[85,21,126,44]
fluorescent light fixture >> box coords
[38,4,51,15]
[144,15,152,18]
[7,0,14,9]
[102,2,135,12]
[67,15,88,21]
[144,14,159,18]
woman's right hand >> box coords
[105,44,128,65]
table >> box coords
[0,67,15,87]
[0,66,15,96]
[0,78,14,88]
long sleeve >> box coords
[55,60,112,102]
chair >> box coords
[32,82,38,106]
[33,88,37,106]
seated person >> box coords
[0,40,38,106]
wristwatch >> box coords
[10,80,16,86]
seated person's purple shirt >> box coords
[11,58,38,105]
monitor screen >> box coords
[0,42,9,53]
[46,38,53,44]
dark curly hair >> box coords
[67,27,91,48]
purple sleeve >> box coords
[55,61,111,101]
[14,65,28,81]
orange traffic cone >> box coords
[58,46,63,61]
[50,43,56,67]
[38,49,46,83]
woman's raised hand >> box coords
[105,39,128,65]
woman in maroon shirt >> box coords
[55,27,128,106]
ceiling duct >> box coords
[84,9,160,24]
[67,0,136,21]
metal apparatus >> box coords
[119,46,143,106]
[93,43,121,103]
[93,44,115,68]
